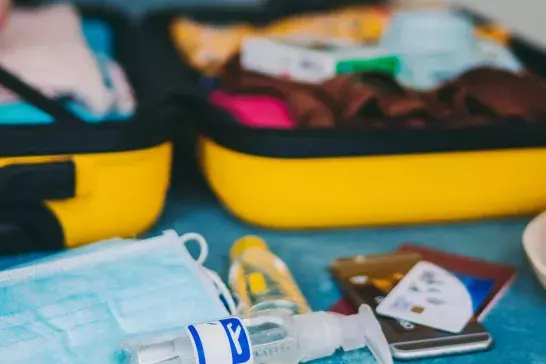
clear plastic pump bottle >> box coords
[229,235,311,315]
[123,305,393,364]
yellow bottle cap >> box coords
[230,235,269,261]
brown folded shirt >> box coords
[221,56,546,130]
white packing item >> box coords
[105,57,137,115]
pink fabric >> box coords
[210,90,296,129]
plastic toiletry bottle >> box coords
[123,304,393,364]
[229,235,311,315]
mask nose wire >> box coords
[178,232,238,315]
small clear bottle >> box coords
[228,235,311,315]
[122,305,393,364]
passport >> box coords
[330,244,515,342]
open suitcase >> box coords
[0,5,177,254]
[144,1,546,229]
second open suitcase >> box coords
[146,2,546,229]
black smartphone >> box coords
[330,252,494,360]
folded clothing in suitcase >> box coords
[153,3,546,228]
[0,5,134,123]
[0,4,174,254]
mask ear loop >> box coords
[178,232,209,265]
[178,232,238,315]
[204,267,238,315]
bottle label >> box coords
[187,317,254,364]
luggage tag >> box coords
[376,261,474,333]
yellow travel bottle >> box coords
[229,235,311,314]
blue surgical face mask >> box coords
[0,230,233,364]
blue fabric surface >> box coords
[1,182,545,363]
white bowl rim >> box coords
[522,212,546,276]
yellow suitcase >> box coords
[161,4,546,229]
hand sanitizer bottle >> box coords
[123,305,393,364]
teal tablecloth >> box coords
[1,179,545,364]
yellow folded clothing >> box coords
[171,5,390,76]
[475,24,510,45]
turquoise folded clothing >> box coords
[381,10,523,90]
